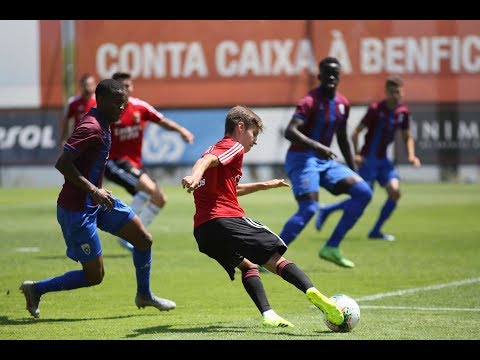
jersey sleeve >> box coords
[293,93,314,122]
[208,139,244,166]
[64,119,102,155]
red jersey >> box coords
[192,136,246,228]
[65,95,97,128]
[109,97,165,168]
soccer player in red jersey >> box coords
[19,79,175,318]
[59,73,97,148]
[181,105,344,328]
[105,72,195,251]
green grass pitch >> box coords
[0,181,479,341]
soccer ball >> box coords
[323,294,360,332]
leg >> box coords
[262,252,344,326]
[19,256,103,319]
[20,206,105,318]
[369,178,400,241]
[319,177,373,268]
[135,172,167,228]
[237,258,293,327]
[117,215,175,311]
[279,192,318,245]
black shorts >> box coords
[104,159,146,195]
[193,217,287,281]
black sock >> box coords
[242,268,271,314]
[277,260,313,293]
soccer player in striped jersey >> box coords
[105,72,194,251]
[20,79,175,318]
[349,75,421,241]
[59,73,97,148]
[279,57,373,268]
[181,105,344,328]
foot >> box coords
[118,238,134,251]
[19,281,41,318]
[319,246,355,268]
[306,288,344,326]
[314,204,330,231]
[368,231,395,241]
[262,313,294,328]
[135,293,176,311]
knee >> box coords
[137,230,153,250]
[390,190,401,201]
[353,181,373,204]
[150,189,167,208]
[299,200,318,219]
[86,269,105,286]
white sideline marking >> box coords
[356,277,480,302]
[359,305,480,311]
[15,247,40,252]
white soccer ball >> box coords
[323,294,360,332]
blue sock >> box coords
[35,270,89,295]
[325,181,372,247]
[279,200,317,245]
[371,198,397,234]
[133,247,152,296]
[322,199,348,215]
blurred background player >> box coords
[181,105,344,328]
[20,78,175,318]
[58,73,97,149]
[105,72,195,251]
[348,75,421,241]
[279,57,373,268]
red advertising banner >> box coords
[40,20,480,108]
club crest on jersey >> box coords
[81,244,91,255]
[339,104,345,115]
[133,111,141,123]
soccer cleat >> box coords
[261,313,294,328]
[319,246,355,268]
[306,288,344,326]
[314,204,329,231]
[135,293,176,311]
[368,232,395,241]
[118,238,134,251]
[19,281,41,318]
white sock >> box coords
[262,309,277,318]
[139,203,160,227]
[131,191,150,213]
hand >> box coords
[264,179,290,189]
[180,128,194,144]
[409,156,421,168]
[182,175,198,193]
[316,146,337,160]
[91,187,115,211]
[354,154,364,166]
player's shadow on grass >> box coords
[0,315,138,325]
[126,324,330,339]
[36,254,131,260]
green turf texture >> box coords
[0,182,479,340]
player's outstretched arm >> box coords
[236,179,290,197]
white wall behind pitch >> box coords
[0,20,40,108]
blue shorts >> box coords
[358,156,399,188]
[285,150,358,197]
[57,198,135,263]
